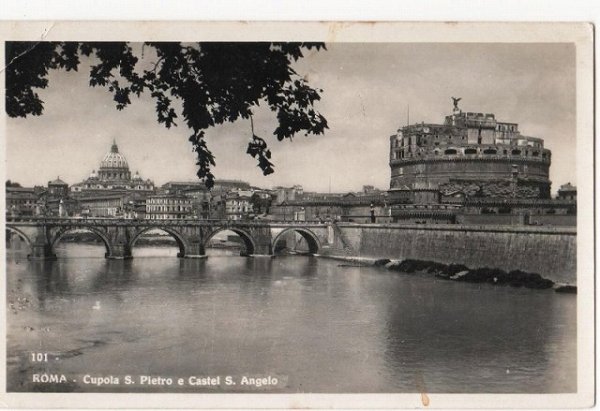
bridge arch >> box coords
[129,227,188,258]
[6,226,33,247]
[52,227,114,258]
[204,227,257,256]
[272,227,321,255]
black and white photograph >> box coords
[0,21,594,409]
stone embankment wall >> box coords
[323,224,576,284]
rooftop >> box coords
[48,177,68,186]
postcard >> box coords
[0,21,594,409]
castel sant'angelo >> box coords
[389,98,551,199]
[387,98,574,225]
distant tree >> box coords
[250,192,272,214]
[5,180,22,188]
[5,42,328,188]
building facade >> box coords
[47,177,69,198]
[6,186,37,216]
[145,195,193,220]
[270,192,392,223]
[557,183,577,201]
[75,195,124,217]
[274,185,304,204]
[225,190,253,220]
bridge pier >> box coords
[106,244,132,259]
[25,226,57,260]
[106,226,133,259]
[183,241,207,259]
[251,228,274,256]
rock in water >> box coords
[373,258,391,267]
[555,285,577,294]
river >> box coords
[6,242,576,393]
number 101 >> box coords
[30,353,48,362]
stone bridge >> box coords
[5,217,334,260]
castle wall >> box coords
[390,157,551,198]
[391,158,550,183]
[323,224,576,284]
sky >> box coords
[6,42,576,193]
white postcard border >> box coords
[0,21,594,409]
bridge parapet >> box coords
[6,216,328,228]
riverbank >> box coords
[325,223,576,285]
[320,255,576,293]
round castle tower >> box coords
[389,99,552,199]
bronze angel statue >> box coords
[451,97,462,110]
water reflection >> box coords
[38,261,72,308]
[176,258,209,281]
[380,276,576,392]
[6,243,576,393]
